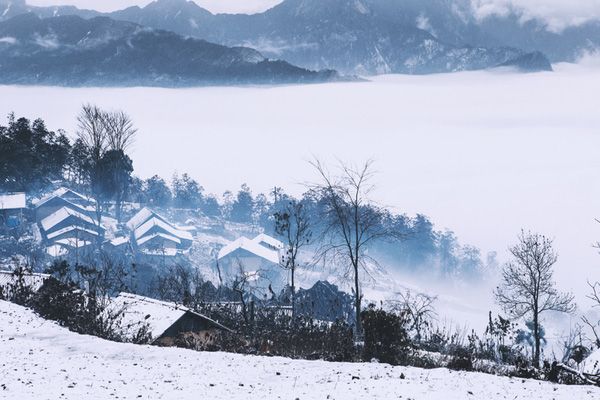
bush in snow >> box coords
[28,261,131,342]
[361,304,411,365]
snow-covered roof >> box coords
[126,207,169,231]
[137,232,181,247]
[0,271,49,292]
[218,236,280,265]
[134,217,193,242]
[40,207,99,233]
[46,225,100,240]
[34,195,95,214]
[0,192,25,210]
[34,187,94,207]
[253,233,284,250]
[110,293,232,342]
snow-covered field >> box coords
[1,300,598,400]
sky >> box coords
[25,0,600,28]
[1,61,599,308]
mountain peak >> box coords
[143,0,211,14]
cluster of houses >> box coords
[14,187,195,259]
[1,186,296,340]
[2,187,289,291]
[0,187,204,262]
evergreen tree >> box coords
[92,150,134,223]
[0,114,71,191]
[230,184,254,223]
[144,175,172,207]
[172,173,203,209]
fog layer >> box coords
[1,62,599,304]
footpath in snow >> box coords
[0,300,599,400]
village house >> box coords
[31,187,105,256]
[111,292,232,345]
[217,234,286,293]
[34,193,96,221]
[127,208,193,257]
[36,187,95,208]
[38,207,105,257]
[0,192,26,230]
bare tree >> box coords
[274,199,312,320]
[77,104,108,164]
[393,290,437,342]
[104,110,137,153]
[310,159,404,337]
[495,231,576,367]
[77,104,109,231]
[76,104,137,226]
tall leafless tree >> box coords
[103,110,137,153]
[77,104,109,239]
[76,104,137,226]
[77,104,108,164]
[274,199,313,320]
[310,159,404,337]
[495,231,576,367]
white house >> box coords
[217,233,286,293]
[34,187,95,208]
[0,192,26,229]
[34,193,96,221]
[127,208,193,256]
[0,192,26,211]
[38,206,104,256]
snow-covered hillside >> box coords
[1,300,598,400]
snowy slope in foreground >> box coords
[1,301,598,400]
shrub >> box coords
[30,276,124,341]
[361,304,411,365]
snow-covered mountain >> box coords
[2,300,597,399]
[0,12,339,86]
[101,0,554,74]
[1,0,558,75]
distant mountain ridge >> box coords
[0,12,339,86]
[99,0,555,74]
[1,0,568,75]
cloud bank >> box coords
[471,0,600,31]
